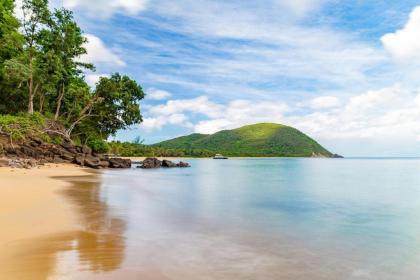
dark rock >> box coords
[109,157,131,168]
[82,145,92,155]
[84,156,100,168]
[332,154,344,158]
[30,137,43,146]
[60,151,75,161]
[162,159,177,168]
[141,157,162,169]
[176,161,190,168]
[74,155,84,166]
[5,145,17,155]
[21,146,37,158]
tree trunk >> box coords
[27,50,34,114]
[39,91,44,113]
[54,82,65,120]
[65,96,100,137]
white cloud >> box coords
[79,34,126,67]
[381,6,420,61]
[288,85,420,141]
[309,96,341,109]
[61,0,149,18]
[147,88,171,100]
[142,114,192,130]
[273,0,327,17]
[147,96,224,119]
[142,96,289,134]
[85,73,109,87]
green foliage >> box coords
[154,123,333,157]
[0,1,144,151]
[0,112,46,141]
[87,138,109,153]
[108,141,199,158]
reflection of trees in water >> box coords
[2,175,127,280]
[63,176,127,272]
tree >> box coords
[41,7,93,120]
[70,73,145,140]
[21,0,50,113]
[0,0,24,114]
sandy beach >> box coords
[0,164,91,279]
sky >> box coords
[17,0,420,156]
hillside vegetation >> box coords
[153,123,333,157]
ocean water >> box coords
[28,158,420,279]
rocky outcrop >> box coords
[0,134,131,169]
[140,157,162,169]
[140,158,190,169]
[109,157,131,168]
[176,161,190,168]
[162,159,177,167]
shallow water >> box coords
[11,158,420,279]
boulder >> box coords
[109,157,131,168]
[99,161,110,168]
[74,155,84,166]
[29,137,43,146]
[0,158,9,167]
[162,159,177,168]
[141,157,161,169]
[177,161,190,168]
[84,156,100,168]
[61,152,75,162]
[82,145,92,155]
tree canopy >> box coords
[0,0,145,149]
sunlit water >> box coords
[16,158,420,279]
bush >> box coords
[0,113,46,141]
[87,138,110,153]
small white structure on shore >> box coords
[213,154,228,159]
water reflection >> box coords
[2,174,126,280]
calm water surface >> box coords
[19,159,420,279]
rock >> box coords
[29,137,43,146]
[99,161,110,168]
[177,161,190,168]
[5,145,17,155]
[162,159,177,168]
[60,151,75,161]
[84,156,100,168]
[74,155,84,166]
[332,154,344,158]
[141,157,162,169]
[0,158,9,167]
[21,145,37,158]
[82,145,92,155]
[109,158,131,168]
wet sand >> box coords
[0,164,91,279]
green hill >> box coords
[153,123,334,157]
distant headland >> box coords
[153,123,341,158]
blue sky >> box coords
[34,0,420,156]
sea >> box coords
[33,158,420,279]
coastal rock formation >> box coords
[162,159,177,167]
[0,134,131,169]
[140,158,190,169]
[141,157,162,169]
[176,161,190,168]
